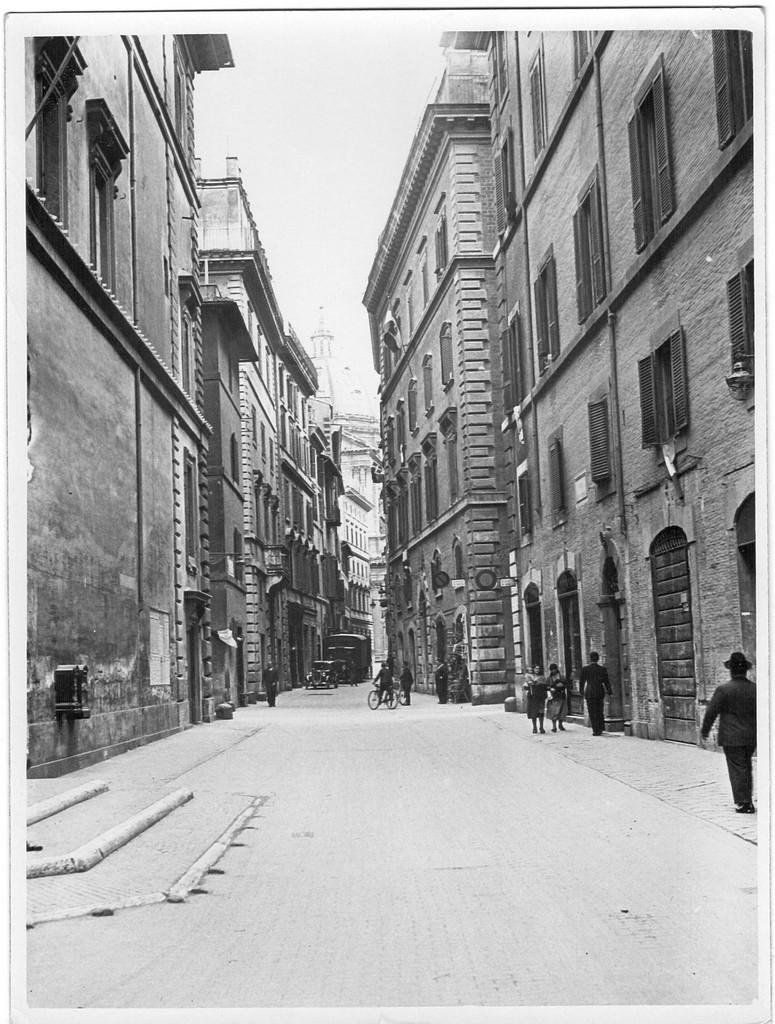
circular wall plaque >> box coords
[475,568,498,590]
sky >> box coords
[194,12,451,412]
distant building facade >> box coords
[364,47,511,703]
[26,35,233,774]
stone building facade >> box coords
[26,35,233,774]
[364,47,511,703]
[469,28,756,740]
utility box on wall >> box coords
[54,664,91,720]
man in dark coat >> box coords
[580,651,611,736]
[374,662,394,707]
[264,661,278,708]
[399,664,413,706]
[435,660,449,704]
[701,652,757,813]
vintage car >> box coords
[305,660,339,689]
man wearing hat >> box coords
[700,652,757,813]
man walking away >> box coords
[700,652,757,813]
[400,664,413,706]
[580,651,611,736]
[435,660,449,704]
[264,661,278,708]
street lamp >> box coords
[725,360,754,401]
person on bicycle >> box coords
[375,662,394,707]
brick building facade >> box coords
[364,47,511,703]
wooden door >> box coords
[650,527,696,743]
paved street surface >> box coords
[22,686,766,1021]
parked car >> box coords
[305,661,339,689]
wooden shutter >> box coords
[530,60,543,156]
[638,353,658,446]
[549,438,565,513]
[546,256,560,359]
[588,397,611,481]
[518,473,532,534]
[534,274,548,369]
[501,329,513,411]
[669,328,689,433]
[627,114,647,252]
[652,68,674,223]
[573,207,587,323]
[494,140,505,233]
[712,30,734,148]
[590,180,606,302]
[727,271,746,364]
[503,128,515,217]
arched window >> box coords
[602,555,619,597]
[557,570,582,684]
[735,494,755,655]
[453,541,464,581]
[524,582,543,673]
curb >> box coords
[27,780,109,825]
[27,787,194,878]
[166,798,260,903]
[28,891,168,928]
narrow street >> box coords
[26,688,761,1014]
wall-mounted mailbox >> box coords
[54,664,91,720]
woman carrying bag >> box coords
[546,663,568,732]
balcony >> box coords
[265,545,289,578]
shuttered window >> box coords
[727,260,754,367]
[637,327,689,447]
[385,417,395,464]
[534,251,560,373]
[712,30,753,149]
[495,129,516,233]
[440,323,453,385]
[502,317,522,412]
[588,397,611,481]
[518,473,532,535]
[530,49,547,157]
[573,175,606,322]
[548,438,566,514]
[627,57,674,252]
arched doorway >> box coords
[523,583,543,674]
[650,526,696,743]
[735,493,755,660]
[557,571,583,711]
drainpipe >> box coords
[594,49,627,536]
[127,41,138,324]
[135,366,144,607]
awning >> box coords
[216,629,238,648]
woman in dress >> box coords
[523,665,549,734]
[546,663,568,732]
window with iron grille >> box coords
[712,30,753,149]
[637,327,689,446]
[573,173,606,322]
[727,259,754,370]
[534,249,560,372]
[627,56,674,253]
[587,396,611,482]
[517,472,532,535]
[529,47,547,158]
[548,436,566,515]
[440,323,454,386]
[573,31,593,76]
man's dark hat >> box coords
[549,663,559,672]
[724,651,752,672]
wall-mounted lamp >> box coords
[725,361,754,401]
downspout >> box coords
[127,41,138,323]
[514,33,541,514]
[594,48,627,536]
[135,367,145,607]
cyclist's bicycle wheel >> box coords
[367,689,380,709]
[398,690,408,706]
[387,690,399,709]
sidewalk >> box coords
[25,699,760,927]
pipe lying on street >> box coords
[27,780,110,825]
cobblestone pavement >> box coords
[22,687,767,1021]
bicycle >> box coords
[368,683,398,709]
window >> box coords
[261,422,267,460]
[727,259,754,370]
[453,542,464,580]
[383,343,393,381]
[33,37,85,224]
[573,31,593,76]
[421,258,429,306]
[558,571,582,685]
[180,310,193,394]
[534,249,560,372]
[517,472,532,535]
[423,355,434,413]
[422,437,439,521]
[173,46,188,149]
[407,288,415,337]
[409,456,422,533]
[573,174,606,322]
[385,416,396,465]
[529,47,547,157]
[638,327,688,446]
[280,410,287,449]
[398,480,409,544]
[440,323,453,386]
[251,407,257,448]
[446,431,459,503]
[548,436,566,515]
[86,99,128,291]
[494,128,516,233]
[502,314,524,411]
[588,396,611,482]
[396,403,406,457]
[628,57,674,252]
[435,209,448,277]
[184,455,197,567]
[233,529,243,583]
[230,433,240,482]
[494,32,509,107]
[712,31,753,148]
[408,380,418,433]
[255,483,263,541]
[524,583,543,671]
